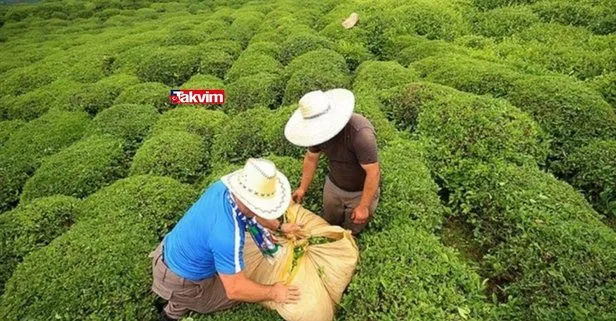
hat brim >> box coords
[221,169,291,220]
[284,88,355,147]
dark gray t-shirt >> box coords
[308,113,379,192]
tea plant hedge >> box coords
[0,195,80,295]
[0,175,196,321]
[93,103,160,151]
[130,130,208,184]
[0,110,91,212]
[20,135,127,203]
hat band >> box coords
[303,103,331,120]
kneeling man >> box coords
[150,158,301,320]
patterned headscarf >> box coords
[227,193,282,262]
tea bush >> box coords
[0,195,80,294]
[0,175,196,321]
[473,0,538,11]
[228,11,265,46]
[378,81,463,132]
[181,74,225,90]
[495,23,614,80]
[442,161,616,321]
[395,37,469,67]
[249,30,286,45]
[243,41,282,58]
[198,39,243,60]
[566,139,616,217]
[284,48,348,80]
[505,75,616,170]
[341,222,490,321]
[373,138,444,232]
[151,107,228,143]
[411,54,522,98]
[191,304,281,321]
[69,74,140,116]
[225,52,283,82]
[0,61,63,97]
[0,79,84,121]
[114,82,171,112]
[373,0,471,41]
[20,135,127,203]
[279,32,332,65]
[136,46,200,86]
[93,103,159,151]
[283,49,351,105]
[130,130,208,184]
[353,93,399,147]
[0,110,91,212]
[588,72,616,108]
[0,120,24,147]
[531,0,616,35]
[164,29,206,46]
[225,72,284,112]
[353,60,418,94]
[471,6,539,38]
[212,106,280,164]
[199,49,235,79]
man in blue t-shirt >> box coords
[150,158,302,321]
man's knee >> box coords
[163,301,188,320]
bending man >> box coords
[150,158,302,320]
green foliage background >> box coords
[0,0,615,320]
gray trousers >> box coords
[322,176,380,235]
[149,243,239,319]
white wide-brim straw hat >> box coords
[284,88,355,147]
[221,158,291,220]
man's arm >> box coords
[218,271,300,303]
[359,162,380,209]
[351,162,380,224]
[255,216,280,231]
[255,216,303,235]
[292,150,320,203]
[351,126,380,224]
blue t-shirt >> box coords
[163,180,247,281]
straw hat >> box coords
[284,88,355,147]
[221,158,291,220]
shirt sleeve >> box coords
[211,226,245,275]
[308,145,321,153]
[353,128,379,165]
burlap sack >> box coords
[243,203,359,321]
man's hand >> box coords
[281,223,303,234]
[270,283,301,304]
[292,188,306,204]
[351,205,369,225]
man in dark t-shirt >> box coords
[284,89,380,235]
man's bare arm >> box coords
[219,271,300,303]
[358,162,380,209]
[299,150,320,191]
[292,150,320,203]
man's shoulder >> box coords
[348,113,375,132]
[206,179,227,194]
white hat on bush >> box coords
[284,88,355,147]
[221,158,291,220]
